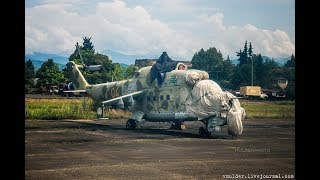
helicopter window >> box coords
[153,96,156,101]
[166,95,170,100]
[147,96,151,101]
[160,95,164,100]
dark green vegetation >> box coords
[25,39,295,100]
[191,41,295,99]
[25,98,294,120]
[25,59,36,93]
[25,37,135,94]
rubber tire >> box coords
[199,127,206,138]
[199,127,211,138]
[126,119,136,130]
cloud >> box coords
[177,14,295,59]
[26,0,295,60]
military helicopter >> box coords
[66,52,245,138]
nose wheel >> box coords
[199,127,211,138]
[170,122,186,130]
[126,119,137,130]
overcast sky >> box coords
[26,0,295,61]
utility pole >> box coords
[251,56,253,86]
[215,65,219,81]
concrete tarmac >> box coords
[25,118,295,179]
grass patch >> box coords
[25,98,295,120]
[25,98,131,120]
[240,100,295,119]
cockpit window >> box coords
[176,62,187,70]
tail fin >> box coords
[66,61,89,90]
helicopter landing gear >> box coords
[228,129,238,139]
[126,111,145,130]
[199,119,214,138]
[170,122,186,130]
[126,119,137,130]
[199,127,211,138]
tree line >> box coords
[191,41,295,99]
[25,38,295,99]
[25,37,135,94]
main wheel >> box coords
[199,127,206,138]
[170,123,186,130]
[126,119,136,130]
[199,127,211,138]
[228,129,237,139]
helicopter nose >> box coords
[225,92,245,136]
[227,106,244,136]
[186,80,245,136]
[186,79,226,118]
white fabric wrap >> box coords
[186,80,245,136]
[185,70,209,85]
[225,92,245,136]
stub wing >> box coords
[101,90,146,105]
[63,90,87,93]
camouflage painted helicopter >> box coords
[66,52,245,138]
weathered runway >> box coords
[25,118,295,179]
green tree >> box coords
[226,41,294,99]
[232,41,255,89]
[283,54,295,99]
[68,37,96,64]
[253,54,264,86]
[248,42,253,57]
[124,65,136,79]
[233,42,277,89]
[237,41,252,66]
[191,47,234,88]
[261,58,279,89]
[111,63,125,81]
[68,37,114,84]
[284,54,295,68]
[25,59,36,93]
[219,56,235,89]
[231,63,252,89]
[243,41,248,57]
[283,68,295,99]
[36,59,66,87]
[83,37,95,52]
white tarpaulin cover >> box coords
[186,80,245,136]
[186,80,225,118]
[225,92,245,136]
[185,70,209,85]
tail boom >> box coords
[66,61,89,90]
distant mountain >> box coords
[119,63,129,68]
[25,52,68,65]
[25,59,66,70]
[262,56,290,66]
[273,57,290,66]
[26,60,44,70]
[25,52,69,70]
[229,56,290,66]
[56,63,66,70]
[25,51,133,70]
[101,49,152,65]
[229,59,238,65]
